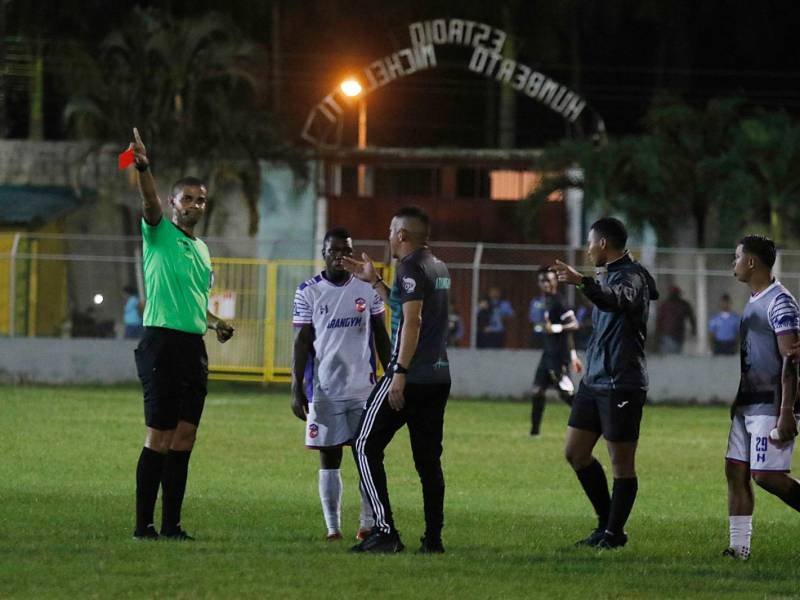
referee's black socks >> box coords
[607,477,638,535]
[135,447,166,533]
[575,459,610,530]
[161,449,192,533]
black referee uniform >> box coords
[354,247,451,551]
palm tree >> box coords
[732,112,800,245]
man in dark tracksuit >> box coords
[553,217,659,550]
[343,206,451,555]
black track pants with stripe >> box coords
[353,375,450,537]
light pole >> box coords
[340,78,369,196]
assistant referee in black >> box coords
[128,128,234,540]
[343,206,452,554]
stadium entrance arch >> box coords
[301,17,605,146]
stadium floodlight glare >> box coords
[93,293,104,305]
[340,78,363,98]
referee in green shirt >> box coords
[129,128,234,540]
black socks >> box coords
[530,393,546,435]
[607,477,638,535]
[135,447,166,533]
[575,459,611,530]
[161,449,192,533]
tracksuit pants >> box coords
[353,375,450,538]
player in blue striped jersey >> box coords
[725,235,800,561]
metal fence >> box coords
[3,232,800,381]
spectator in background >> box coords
[656,286,696,354]
[482,286,514,348]
[476,296,492,348]
[447,300,464,347]
[709,293,739,355]
[123,285,144,339]
[528,286,547,349]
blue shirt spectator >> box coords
[123,286,144,339]
[709,293,739,355]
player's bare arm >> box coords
[371,314,392,371]
[568,331,584,374]
[131,127,163,225]
[776,332,799,442]
[207,310,235,343]
[291,324,314,421]
[342,253,390,303]
[388,300,423,412]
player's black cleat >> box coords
[595,531,628,550]
[160,526,195,541]
[416,536,445,554]
[350,529,404,554]
[722,546,750,561]
[132,524,159,540]
[575,527,605,547]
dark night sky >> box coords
[7,0,800,148]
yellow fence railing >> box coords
[205,258,391,383]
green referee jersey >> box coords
[141,217,212,335]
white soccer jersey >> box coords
[292,273,384,403]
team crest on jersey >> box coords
[355,297,367,313]
[308,423,319,439]
[402,277,416,293]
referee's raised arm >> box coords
[130,127,162,225]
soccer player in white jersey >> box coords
[292,228,392,541]
[725,235,800,560]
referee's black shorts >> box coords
[134,326,208,430]
[567,382,646,442]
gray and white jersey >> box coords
[736,280,800,411]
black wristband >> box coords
[135,162,149,172]
[393,363,408,374]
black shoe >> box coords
[575,527,605,547]
[416,536,445,554]
[350,529,404,554]
[595,531,628,550]
[132,524,159,540]
[160,526,195,541]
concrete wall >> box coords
[0,339,740,403]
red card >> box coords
[118,147,135,170]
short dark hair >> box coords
[589,217,627,250]
[721,293,731,302]
[537,266,554,276]
[323,227,351,248]
[739,235,776,268]
[394,206,430,232]
[171,176,206,197]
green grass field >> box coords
[2,384,800,599]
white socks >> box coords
[359,482,375,530]
[729,515,752,558]
[319,469,342,535]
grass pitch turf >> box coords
[2,384,800,599]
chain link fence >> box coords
[3,233,800,380]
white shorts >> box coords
[726,411,796,472]
[305,398,365,448]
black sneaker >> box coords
[416,536,445,554]
[595,531,628,550]
[160,526,195,541]
[132,524,159,540]
[575,527,605,547]
[350,529,404,554]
